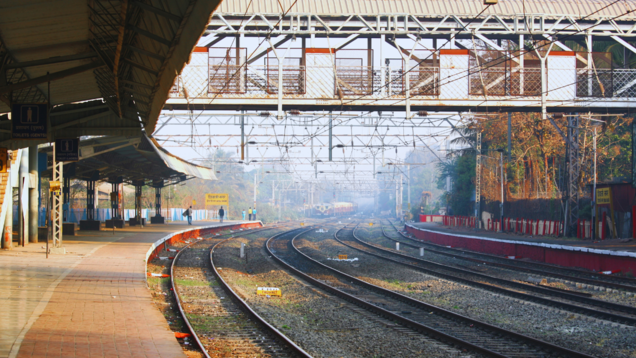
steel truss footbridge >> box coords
[155,0,636,224]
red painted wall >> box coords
[406,225,636,274]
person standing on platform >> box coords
[248,207,253,221]
[242,210,246,221]
[186,206,192,225]
[219,206,225,223]
[252,207,257,221]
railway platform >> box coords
[0,221,249,358]
[406,222,636,274]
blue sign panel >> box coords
[55,138,79,162]
[11,104,48,139]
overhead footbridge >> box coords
[164,0,636,117]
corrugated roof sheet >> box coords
[218,0,636,20]
[0,0,222,137]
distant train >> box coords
[312,202,357,217]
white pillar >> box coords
[29,145,38,243]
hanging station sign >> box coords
[11,104,48,139]
[54,138,79,162]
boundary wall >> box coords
[406,223,636,274]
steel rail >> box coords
[169,224,289,357]
[345,223,636,326]
[390,219,636,291]
[170,239,212,358]
[211,228,314,358]
[265,226,509,358]
[275,223,594,358]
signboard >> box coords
[257,287,281,297]
[192,200,197,205]
[369,223,373,226]
[0,148,7,173]
[54,138,79,162]
[338,254,348,260]
[596,187,611,205]
[11,104,48,139]
[206,193,229,206]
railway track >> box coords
[267,223,592,358]
[386,219,636,294]
[345,221,636,326]
[170,225,312,358]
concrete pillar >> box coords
[18,147,28,246]
[3,171,12,249]
[29,145,38,243]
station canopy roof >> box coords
[0,0,222,149]
[218,0,634,20]
[41,134,217,185]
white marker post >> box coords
[395,242,400,251]
[420,247,424,256]
[240,243,245,258]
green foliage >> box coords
[437,154,476,216]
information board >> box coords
[12,104,48,139]
[206,193,229,206]
[596,187,611,205]
[54,138,79,162]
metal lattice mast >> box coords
[475,132,482,228]
[52,145,63,248]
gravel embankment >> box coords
[215,229,469,358]
[295,224,636,358]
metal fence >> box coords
[169,49,636,101]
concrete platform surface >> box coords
[0,220,245,358]
[411,221,636,253]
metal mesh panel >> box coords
[576,69,613,97]
[613,69,636,97]
[410,68,439,96]
[208,48,247,94]
[509,69,542,96]
[266,58,306,95]
[209,60,245,94]
[575,52,613,98]
[469,50,509,96]
[335,66,373,96]
[470,69,508,96]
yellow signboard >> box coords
[206,193,229,206]
[596,188,611,205]
[192,200,197,205]
[300,223,305,226]
[369,223,373,226]
[257,287,281,297]
[338,254,348,260]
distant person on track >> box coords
[248,207,253,221]
[252,207,257,221]
[242,210,246,220]
[219,206,225,223]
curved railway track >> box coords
[266,223,592,358]
[386,219,636,294]
[170,225,312,358]
[344,221,636,326]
